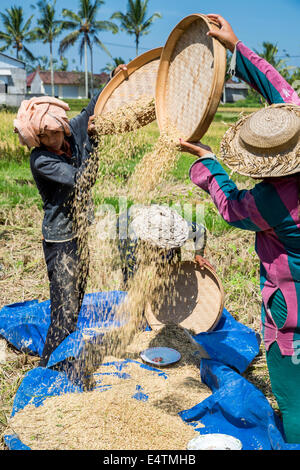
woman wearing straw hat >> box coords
[180,14,300,444]
[14,64,127,368]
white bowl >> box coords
[187,434,242,450]
[140,347,181,366]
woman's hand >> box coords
[195,255,216,272]
[87,114,96,137]
[179,139,213,158]
[112,64,128,77]
[206,14,239,53]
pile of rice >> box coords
[9,326,210,450]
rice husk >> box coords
[95,96,156,135]
[8,386,198,450]
[128,124,181,203]
[80,249,179,375]
[26,92,203,450]
[9,324,209,450]
[74,108,186,379]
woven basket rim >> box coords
[94,47,163,116]
[145,260,225,334]
[155,13,226,142]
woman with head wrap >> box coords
[14,65,127,368]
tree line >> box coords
[0,1,299,99]
[0,0,162,98]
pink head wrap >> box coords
[14,96,71,149]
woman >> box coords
[14,64,127,368]
[180,14,300,443]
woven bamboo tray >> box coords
[94,47,162,116]
[145,260,224,334]
[155,14,226,142]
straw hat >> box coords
[220,103,300,178]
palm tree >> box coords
[0,6,35,61]
[27,55,69,74]
[111,0,161,57]
[291,68,300,95]
[31,0,63,97]
[101,56,126,74]
[59,0,118,98]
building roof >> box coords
[225,79,248,89]
[0,52,26,70]
[0,51,25,66]
[27,70,37,86]
[27,69,109,87]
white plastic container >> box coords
[187,434,242,450]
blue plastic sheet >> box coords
[0,293,258,373]
[0,292,127,366]
[194,308,261,374]
[180,359,300,450]
[1,291,299,450]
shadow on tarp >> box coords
[1,291,299,450]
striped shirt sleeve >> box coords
[189,157,271,232]
[233,41,300,106]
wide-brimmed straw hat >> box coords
[220,103,300,178]
[129,205,190,250]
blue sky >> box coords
[0,0,299,72]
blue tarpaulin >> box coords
[1,291,299,450]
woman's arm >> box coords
[180,141,271,232]
[207,14,300,106]
[69,92,101,138]
[32,150,97,189]
[233,42,300,105]
[69,64,129,144]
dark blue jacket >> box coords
[30,92,100,242]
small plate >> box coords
[187,434,243,450]
[140,347,181,366]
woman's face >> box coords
[39,129,65,152]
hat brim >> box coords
[220,104,300,179]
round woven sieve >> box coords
[155,14,226,142]
[94,47,163,116]
[145,260,224,334]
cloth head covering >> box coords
[220,103,300,178]
[14,96,71,149]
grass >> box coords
[220,95,264,108]
[0,102,278,449]
[64,98,90,112]
[0,159,41,208]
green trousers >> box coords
[266,289,300,444]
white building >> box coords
[27,69,109,99]
[0,52,27,107]
[222,79,249,103]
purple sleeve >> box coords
[190,158,271,232]
[233,42,300,105]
